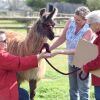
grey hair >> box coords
[85,10,100,23]
[75,6,90,19]
[0,31,6,41]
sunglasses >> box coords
[0,39,7,43]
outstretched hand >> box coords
[37,51,60,60]
[80,66,85,73]
[37,52,52,60]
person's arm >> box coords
[82,28,93,42]
[48,49,75,57]
[0,51,49,71]
[50,20,70,51]
[83,38,100,73]
[59,49,75,55]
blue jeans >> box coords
[94,86,100,100]
[68,65,91,100]
[18,87,29,100]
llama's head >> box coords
[34,8,58,40]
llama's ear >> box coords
[40,8,46,17]
[52,8,58,19]
[47,8,58,20]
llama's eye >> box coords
[43,16,46,20]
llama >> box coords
[6,8,57,100]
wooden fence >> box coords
[0,16,71,34]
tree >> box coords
[86,0,100,10]
[68,0,86,4]
[26,0,70,10]
[26,0,46,10]
[26,0,87,11]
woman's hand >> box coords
[37,49,76,60]
[37,52,52,60]
[80,66,85,73]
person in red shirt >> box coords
[82,10,100,100]
[0,31,50,100]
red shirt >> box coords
[0,50,38,100]
[83,31,100,86]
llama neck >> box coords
[24,35,47,54]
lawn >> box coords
[0,20,95,100]
[21,47,95,100]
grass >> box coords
[0,20,95,100]
[21,54,70,100]
[21,53,95,100]
[20,41,95,100]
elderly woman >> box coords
[82,10,100,100]
[0,31,51,100]
[50,6,95,100]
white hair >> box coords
[0,31,6,41]
[85,10,100,23]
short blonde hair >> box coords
[75,6,90,19]
[85,10,100,23]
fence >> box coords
[0,16,72,36]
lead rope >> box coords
[40,43,89,80]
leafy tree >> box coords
[26,0,46,10]
[26,0,69,10]
[86,0,100,10]
[68,0,86,4]
[26,0,87,11]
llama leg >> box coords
[29,79,37,100]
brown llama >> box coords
[6,8,58,100]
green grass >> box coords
[21,55,70,100]
[20,42,95,100]
[21,54,95,100]
[0,20,95,100]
